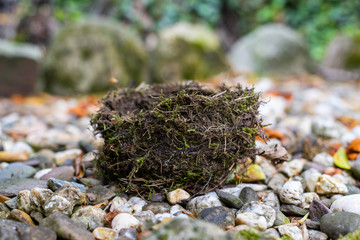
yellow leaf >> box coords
[242,164,266,182]
[334,147,351,170]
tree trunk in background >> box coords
[0,0,19,40]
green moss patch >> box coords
[91,82,264,197]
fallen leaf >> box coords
[333,147,351,170]
[347,138,360,160]
[0,195,10,203]
[242,164,266,182]
[105,210,122,226]
[68,96,99,118]
[329,142,342,156]
[266,90,293,101]
[109,77,118,83]
[264,128,285,140]
[94,202,107,208]
[337,116,360,129]
[323,167,343,176]
[257,144,289,164]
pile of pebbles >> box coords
[2,78,360,239]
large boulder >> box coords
[42,18,147,95]
[228,24,314,76]
[0,39,43,97]
[321,34,360,81]
[152,22,229,82]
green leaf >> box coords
[334,147,352,170]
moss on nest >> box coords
[91,82,264,197]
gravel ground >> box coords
[2,76,360,240]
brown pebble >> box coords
[10,209,35,226]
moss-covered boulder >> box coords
[152,22,229,82]
[42,18,147,95]
[91,82,264,197]
[228,24,315,76]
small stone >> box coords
[0,178,48,197]
[239,187,259,204]
[144,218,228,240]
[0,219,56,240]
[87,185,116,204]
[54,148,82,166]
[0,203,10,219]
[198,206,235,230]
[29,154,55,169]
[133,210,156,231]
[279,181,304,205]
[306,219,320,230]
[118,227,137,240]
[279,158,306,177]
[263,228,280,239]
[255,156,277,178]
[219,187,242,197]
[330,194,360,214]
[187,194,222,216]
[17,190,32,213]
[41,212,95,240]
[0,162,36,179]
[166,189,190,204]
[79,140,97,153]
[112,196,147,214]
[237,183,268,192]
[40,166,75,181]
[260,191,280,209]
[9,209,35,225]
[239,201,276,228]
[316,174,348,195]
[47,177,86,193]
[278,225,303,240]
[320,212,360,239]
[320,198,332,208]
[303,192,320,206]
[5,197,17,209]
[345,184,360,195]
[351,161,360,180]
[313,152,334,167]
[29,187,53,213]
[30,210,44,224]
[308,229,328,240]
[55,184,86,207]
[34,168,52,179]
[154,213,172,222]
[168,204,186,215]
[111,213,140,232]
[109,196,127,212]
[309,199,331,222]
[216,190,244,209]
[43,195,72,216]
[9,141,33,154]
[267,173,287,193]
[302,168,322,192]
[235,212,267,231]
[274,209,289,226]
[280,204,308,216]
[71,206,106,231]
[92,227,118,240]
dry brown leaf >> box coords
[257,144,289,164]
[105,210,122,227]
[0,195,10,203]
[323,167,343,176]
[346,138,360,160]
[264,128,285,140]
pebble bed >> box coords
[2,77,360,240]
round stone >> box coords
[320,212,360,239]
[316,174,348,195]
[166,189,190,205]
[71,206,106,231]
[235,212,267,231]
[111,213,140,232]
[330,194,360,214]
[279,181,304,205]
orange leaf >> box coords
[0,195,10,203]
[264,128,285,140]
[348,152,359,161]
[266,90,293,101]
[329,142,342,156]
[337,116,360,129]
[105,210,122,226]
[109,77,118,83]
[347,138,360,153]
[323,167,343,176]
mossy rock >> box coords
[228,24,315,76]
[151,22,229,82]
[42,18,147,95]
[91,82,264,197]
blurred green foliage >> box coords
[46,0,360,60]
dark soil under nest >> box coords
[91,82,265,198]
